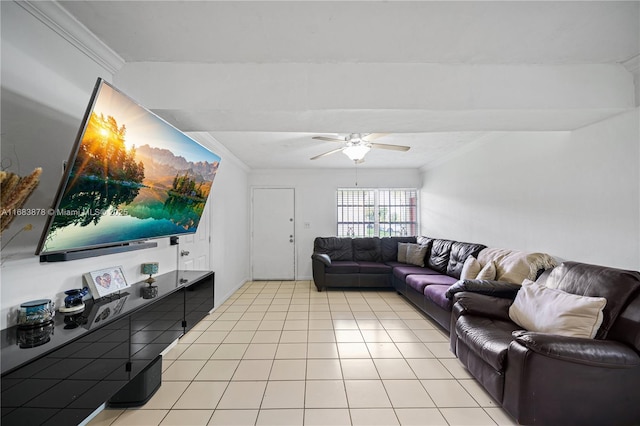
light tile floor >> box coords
[89,280,516,426]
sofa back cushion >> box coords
[539,262,640,340]
[416,236,434,248]
[447,242,487,279]
[380,237,417,262]
[313,237,353,261]
[353,237,382,262]
[477,248,557,284]
[427,239,454,274]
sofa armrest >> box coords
[513,330,640,368]
[453,292,513,322]
[446,279,521,300]
[311,253,332,267]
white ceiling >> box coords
[57,1,640,169]
[59,1,638,65]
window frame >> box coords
[336,187,419,238]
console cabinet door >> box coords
[130,288,185,371]
[184,273,214,333]
[1,317,130,426]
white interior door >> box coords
[179,203,211,271]
[252,188,295,280]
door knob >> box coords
[181,250,190,256]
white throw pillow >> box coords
[509,279,607,339]
[461,256,482,279]
[397,243,410,263]
[476,261,496,280]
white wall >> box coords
[248,168,422,280]
[189,134,251,307]
[420,109,640,270]
[0,2,250,328]
[1,1,118,328]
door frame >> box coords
[178,201,211,271]
[250,186,296,280]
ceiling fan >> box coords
[310,133,410,163]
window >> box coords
[336,188,418,237]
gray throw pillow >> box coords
[406,243,429,267]
[397,243,410,263]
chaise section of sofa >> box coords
[311,236,557,333]
[391,239,487,330]
[311,236,490,331]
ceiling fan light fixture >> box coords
[343,145,371,161]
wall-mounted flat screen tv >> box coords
[36,78,221,261]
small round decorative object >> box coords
[18,299,55,327]
[59,287,89,313]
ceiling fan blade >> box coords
[312,136,346,143]
[310,147,345,160]
[362,133,389,142]
[370,143,410,152]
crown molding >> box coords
[17,0,125,74]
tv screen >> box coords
[36,78,221,258]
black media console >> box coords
[1,270,214,426]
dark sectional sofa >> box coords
[311,236,486,331]
[312,236,640,424]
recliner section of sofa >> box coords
[449,262,640,425]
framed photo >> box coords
[84,266,129,299]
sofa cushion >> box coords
[456,315,521,372]
[353,237,382,262]
[406,243,429,267]
[405,274,458,295]
[427,239,454,274]
[381,237,417,262]
[509,279,607,339]
[393,265,441,281]
[447,242,487,279]
[405,274,456,298]
[539,262,640,339]
[416,236,434,247]
[424,284,455,310]
[325,261,360,274]
[358,262,393,274]
[314,237,353,261]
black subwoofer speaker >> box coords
[108,355,162,408]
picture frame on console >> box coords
[84,266,129,299]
